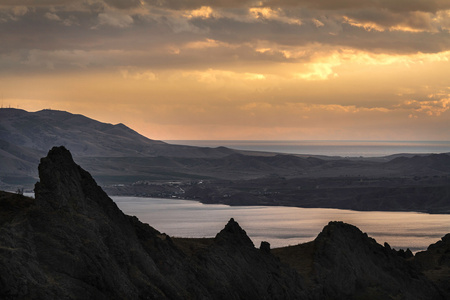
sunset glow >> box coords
[1,1,450,140]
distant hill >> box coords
[0,108,234,188]
[0,108,233,158]
[0,108,156,156]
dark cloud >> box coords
[2,0,450,14]
[142,0,450,13]
[266,0,450,14]
[341,8,435,31]
[104,0,142,9]
[378,0,450,13]
[0,0,76,7]
[1,0,450,77]
[143,0,258,10]
[263,0,450,33]
[0,0,140,11]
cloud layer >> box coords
[1,0,449,140]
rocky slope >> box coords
[0,146,448,299]
[415,233,450,296]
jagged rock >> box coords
[1,147,182,299]
[311,221,443,299]
[395,248,414,259]
[196,219,307,299]
[214,217,254,247]
[415,233,450,297]
[260,241,271,253]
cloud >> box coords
[120,68,157,80]
[17,49,139,71]
[262,0,450,33]
[266,0,450,14]
[185,6,217,19]
[45,12,61,21]
[342,9,443,33]
[143,0,256,10]
[104,0,142,10]
[2,0,450,57]
[180,69,265,84]
[249,7,301,25]
[12,5,28,16]
[397,98,450,117]
[0,1,73,6]
[0,5,28,22]
[96,11,134,27]
[22,49,95,69]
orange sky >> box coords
[1,1,450,140]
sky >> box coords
[1,0,450,141]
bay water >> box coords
[113,196,450,252]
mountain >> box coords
[0,108,234,158]
[0,147,447,299]
[0,108,163,157]
[0,108,234,189]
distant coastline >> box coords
[165,140,450,157]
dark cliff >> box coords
[311,222,441,299]
[415,233,450,296]
[0,147,447,299]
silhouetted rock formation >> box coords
[214,218,254,247]
[310,221,442,299]
[0,147,305,299]
[0,146,448,299]
[415,234,450,297]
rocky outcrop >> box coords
[1,147,181,299]
[0,146,447,299]
[310,221,443,299]
[415,234,450,297]
[195,218,307,299]
[214,218,254,247]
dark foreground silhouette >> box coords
[0,147,449,299]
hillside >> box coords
[0,108,235,157]
[0,147,447,299]
[0,108,234,188]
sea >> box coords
[165,140,450,157]
[113,196,450,253]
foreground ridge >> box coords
[0,146,447,299]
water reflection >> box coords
[113,196,450,252]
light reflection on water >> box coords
[113,196,450,252]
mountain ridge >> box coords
[0,108,236,157]
[0,108,235,189]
